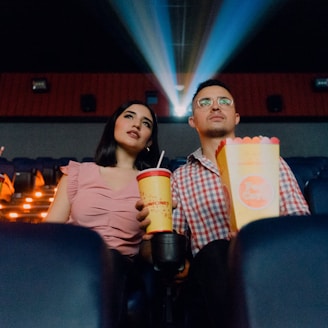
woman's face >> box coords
[114,104,154,154]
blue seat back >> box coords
[229,215,328,328]
[304,178,328,214]
[0,222,115,328]
[0,162,16,181]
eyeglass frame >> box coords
[195,96,234,110]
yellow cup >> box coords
[137,168,172,234]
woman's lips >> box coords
[127,130,140,139]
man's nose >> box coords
[211,104,221,111]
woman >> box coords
[46,100,160,327]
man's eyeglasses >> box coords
[196,96,234,109]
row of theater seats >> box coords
[0,155,175,195]
[0,156,327,326]
[1,214,327,327]
[0,157,81,223]
[0,156,84,192]
[1,155,328,214]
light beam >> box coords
[108,0,286,116]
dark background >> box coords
[0,0,327,73]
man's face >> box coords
[189,85,240,138]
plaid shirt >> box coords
[171,148,310,256]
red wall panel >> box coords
[0,72,327,119]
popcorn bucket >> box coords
[216,136,280,232]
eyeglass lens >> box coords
[198,97,233,108]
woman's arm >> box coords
[45,175,71,223]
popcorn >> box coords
[216,136,280,232]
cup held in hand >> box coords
[137,168,172,234]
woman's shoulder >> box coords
[61,160,99,175]
[76,161,98,168]
[65,161,101,195]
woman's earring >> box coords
[146,147,150,152]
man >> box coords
[137,79,310,327]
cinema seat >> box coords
[0,162,16,182]
[229,215,328,328]
[284,156,328,194]
[304,177,328,214]
[0,222,116,328]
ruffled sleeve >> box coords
[60,161,80,204]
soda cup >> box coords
[137,168,172,234]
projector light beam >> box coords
[108,0,286,116]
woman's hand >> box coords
[135,199,153,240]
[136,199,178,240]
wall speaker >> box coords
[32,78,49,93]
[266,94,283,113]
[313,77,328,91]
[80,94,96,112]
[145,91,158,105]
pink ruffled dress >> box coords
[61,161,142,257]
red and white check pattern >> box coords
[171,148,310,256]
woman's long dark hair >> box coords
[94,100,160,170]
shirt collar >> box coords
[188,148,220,175]
[188,147,202,161]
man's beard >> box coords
[205,127,229,138]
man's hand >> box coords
[174,259,190,284]
[228,231,237,239]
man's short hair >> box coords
[192,79,232,102]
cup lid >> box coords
[137,168,171,181]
